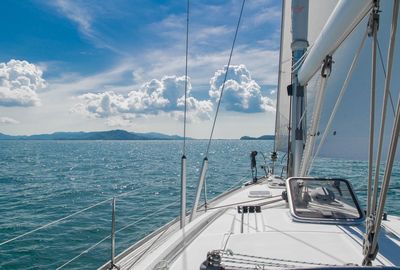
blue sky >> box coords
[0,0,281,138]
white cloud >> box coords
[53,0,92,35]
[251,5,281,26]
[0,117,19,124]
[48,0,118,53]
[0,59,46,107]
[73,75,213,125]
[209,64,275,113]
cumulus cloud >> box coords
[0,59,46,107]
[209,64,275,113]
[0,117,19,125]
[73,75,213,125]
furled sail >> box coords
[274,0,338,152]
[274,0,291,152]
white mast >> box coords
[289,0,309,177]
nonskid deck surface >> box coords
[104,179,400,270]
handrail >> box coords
[57,201,179,269]
[0,185,148,248]
[56,234,111,270]
[0,197,113,247]
[1,176,247,269]
[114,201,178,235]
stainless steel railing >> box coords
[0,185,178,269]
[0,176,249,269]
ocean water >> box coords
[0,140,399,269]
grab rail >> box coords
[56,200,178,269]
[0,185,174,269]
[0,176,248,269]
[0,187,145,248]
[0,197,113,247]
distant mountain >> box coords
[0,130,188,141]
[240,135,275,140]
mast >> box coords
[289,0,308,177]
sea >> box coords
[0,140,399,269]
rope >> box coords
[367,1,400,264]
[291,45,312,72]
[377,38,396,116]
[218,250,339,268]
[0,183,150,247]
[114,201,177,235]
[127,222,170,269]
[182,0,190,156]
[56,234,111,269]
[371,0,399,216]
[205,0,246,157]
[299,69,329,176]
[56,201,178,269]
[0,197,112,247]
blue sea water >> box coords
[0,140,399,269]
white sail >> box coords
[302,0,400,164]
[274,0,339,153]
[274,0,291,152]
[299,0,373,86]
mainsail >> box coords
[274,1,338,155]
[303,0,400,163]
[274,0,291,152]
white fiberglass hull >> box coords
[99,178,400,269]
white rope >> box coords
[56,234,110,269]
[218,250,339,268]
[299,73,329,177]
[291,45,312,72]
[115,201,178,235]
[308,30,368,175]
[0,197,112,247]
[371,0,399,216]
[56,201,178,269]
[365,1,400,265]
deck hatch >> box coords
[286,177,364,224]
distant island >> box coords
[240,135,275,140]
[0,129,187,141]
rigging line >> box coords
[127,222,170,269]
[307,30,368,175]
[205,0,246,157]
[220,251,339,267]
[56,234,110,270]
[0,197,112,247]
[371,0,399,216]
[300,69,330,177]
[369,1,400,262]
[291,46,312,72]
[182,0,190,156]
[114,201,178,235]
[377,38,396,116]
[297,108,307,130]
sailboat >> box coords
[100,0,400,269]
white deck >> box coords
[102,179,400,269]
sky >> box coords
[0,0,281,139]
